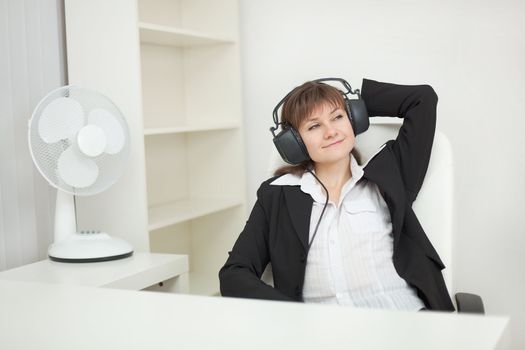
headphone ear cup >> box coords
[273,126,310,165]
[346,98,370,135]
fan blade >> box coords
[87,109,125,155]
[57,146,99,188]
[38,97,84,143]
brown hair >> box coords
[273,81,361,176]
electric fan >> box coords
[28,85,133,262]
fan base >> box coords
[48,232,134,264]
[49,252,133,263]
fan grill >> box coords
[28,86,130,196]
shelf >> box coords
[148,198,243,231]
[188,271,220,296]
[139,22,234,47]
[144,122,240,135]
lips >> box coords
[323,139,344,148]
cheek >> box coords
[300,133,317,153]
[343,133,356,153]
[348,119,355,135]
[347,133,356,147]
[342,118,355,137]
[299,133,322,161]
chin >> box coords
[311,142,354,164]
[315,151,351,165]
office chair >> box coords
[264,119,484,314]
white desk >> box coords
[0,279,510,350]
[0,252,189,292]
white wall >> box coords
[240,0,525,348]
[0,0,66,270]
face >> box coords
[297,102,355,165]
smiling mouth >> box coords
[323,139,345,148]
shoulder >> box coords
[360,141,394,169]
[258,174,286,194]
[251,175,283,212]
[256,173,302,200]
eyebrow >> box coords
[306,107,340,122]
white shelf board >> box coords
[144,121,240,135]
[188,271,220,296]
[139,22,234,47]
[148,197,243,231]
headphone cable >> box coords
[305,169,330,256]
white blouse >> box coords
[270,149,425,311]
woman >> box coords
[219,78,455,312]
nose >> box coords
[323,124,337,139]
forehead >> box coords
[307,102,342,121]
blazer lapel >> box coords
[283,186,313,252]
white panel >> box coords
[0,10,6,282]
[33,185,55,259]
[140,44,185,128]
[65,0,149,251]
[149,222,192,255]
[138,0,183,27]
[32,0,65,261]
[186,129,244,200]
[181,0,238,38]
[0,184,6,270]
[12,0,40,264]
[0,0,22,269]
[0,0,65,270]
[184,44,242,125]
[144,134,189,207]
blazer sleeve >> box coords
[219,182,294,301]
[360,78,438,203]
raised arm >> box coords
[361,78,438,203]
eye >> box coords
[308,123,319,131]
[334,114,344,120]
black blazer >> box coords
[219,78,455,311]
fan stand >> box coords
[48,191,133,263]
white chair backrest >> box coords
[267,119,454,292]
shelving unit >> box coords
[138,0,246,296]
[64,0,246,297]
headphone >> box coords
[270,78,370,165]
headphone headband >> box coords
[270,78,361,135]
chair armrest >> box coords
[455,292,485,314]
